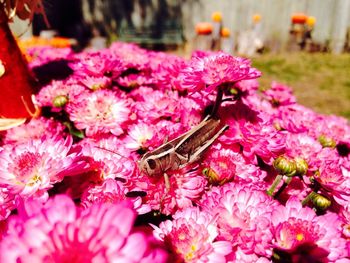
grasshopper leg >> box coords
[159,173,170,214]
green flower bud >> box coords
[318,135,336,148]
[273,156,296,177]
[203,167,219,185]
[311,193,331,211]
[53,95,68,107]
[294,157,308,176]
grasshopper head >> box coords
[139,156,160,177]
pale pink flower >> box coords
[66,89,131,136]
[1,117,65,145]
[0,195,167,262]
[153,207,232,262]
[0,136,88,199]
[124,122,155,151]
[271,197,347,261]
[180,52,261,93]
[199,183,279,258]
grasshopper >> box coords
[139,116,229,189]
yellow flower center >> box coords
[296,233,304,241]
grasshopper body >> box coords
[139,116,229,177]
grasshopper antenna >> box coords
[93,146,139,172]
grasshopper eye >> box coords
[147,159,157,170]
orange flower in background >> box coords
[211,11,222,22]
[195,22,213,35]
[291,13,308,24]
[221,27,230,38]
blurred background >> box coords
[9,0,350,119]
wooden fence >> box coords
[181,0,350,53]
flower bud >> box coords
[202,167,230,185]
[273,156,296,177]
[53,95,68,107]
[294,157,308,176]
[318,135,336,148]
[311,193,331,211]
[0,60,5,78]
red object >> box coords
[195,22,213,35]
[0,7,36,118]
[291,13,308,24]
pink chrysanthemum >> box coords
[81,178,151,214]
[271,197,347,262]
[0,136,88,199]
[180,52,261,93]
[27,46,73,68]
[153,207,232,262]
[124,122,155,151]
[141,165,207,215]
[263,82,297,107]
[35,79,86,110]
[66,89,131,136]
[70,51,125,79]
[0,189,15,220]
[1,117,65,145]
[117,73,155,89]
[0,195,167,262]
[199,183,278,258]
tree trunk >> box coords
[0,6,36,119]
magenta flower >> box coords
[0,195,167,262]
[70,51,125,79]
[180,52,261,93]
[263,82,297,107]
[66,89,131,136]
[153,207,232,262]
[271,197,347,261]
[0,136,88,199]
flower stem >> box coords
[301,191,317,206]
[274,176,293,199]
[266,174,283,197]
[210,86,223,117]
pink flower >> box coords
[0,195,167,262]
[0,189,15,220]
[1,117,65,145]
[35,79,86,110]
[180,52,261,93]
[263,82,297,107]
[0,136,88,199]
[81,178,151,214]
[199,183,278,258]
[271,197,347,261]
[124,122,155,151]
[153,207,232,262]
[143,165,207,215]
[70,51,125,79]
[66,89,131,136]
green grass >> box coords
[252,52,350,119]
